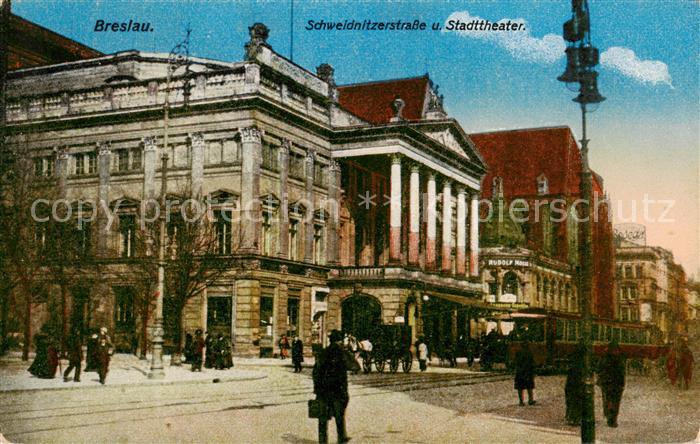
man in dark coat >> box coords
[678,340,694,390]
[565,344,585,425]
[597,340,625,427]
[291,336,304,373]
[96,328,113,385]
[85,330,99,372]
[28,333,59,379]
[63,332,83,382]
[514,340,536,406]
[313,329,350,444]
[191,329,205,372]
[204,332,215,369]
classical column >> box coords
[456,186,467,275]
[55,147,69,197]
[408,164,421,266]
[142,136,157,200]
[441,180,453,273]
[469,192,480,276]
[97,142,111,256]
[326,160,342,265]
[278,139,290,259]
[426,173,437,270]
[304,150,315,264]
[389,154,402,264]
[190,132,205,198]
[239,126,262,253]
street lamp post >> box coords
[558,1,605,442]
[148,28,192,379]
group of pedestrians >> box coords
[28,326,113,385]
[185,330,234,371]
[666,340,694,389]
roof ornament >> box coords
[390,96,406,122]
[316,63,336,87]
[245,23,271,60]
[425,78,447,120]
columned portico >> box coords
[441,180,452,273]
[456,187,467,275]
[425,173,437,270]
[389,154,402,263]
[469,192,480,276]
[408,164,421,266]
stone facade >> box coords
[5,24,486,357]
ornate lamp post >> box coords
[148,28,192,379]
[558,1,605,441]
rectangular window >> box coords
[114,286,135,331]
[87,153,97,174]
[287,296,300,336]
[74,154,85,176]
[290,153,304,180]
[34,158,43,177]
[118,150,129,171]
[131,148,142,170]
[215,210,232,255]
[261,143,278,171]
[207,296,232,327]
[313,224,325,264]
[262,212,273,256]
[260,295,274,331]
[314,164,326,187]
[289,219,299,261]
[625,265,633,278]
[119,214,136,258]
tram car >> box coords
[505,309,668,372]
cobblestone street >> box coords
[0,355,697,443]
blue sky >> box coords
[13,0,700,276]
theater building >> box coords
[5,24,486,356]
[470,127,616,331]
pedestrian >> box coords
[85,329,99,372]
[312,329,350,444]
[96,328,114,385]
[292,336,304,373]
[597,340,625,427]
[28,332,59,379]
[191,329,205,372]
[666,345,678,386]
[417,336,428,372]
[63,331,83,382]
[184,332,194,363]
[204,332,215,369]
[565,344,585,425]
[279,334,290,359]
[514,340,536,406]
[222,335,234,369]
[678,340,694,390]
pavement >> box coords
[0,352,272,392]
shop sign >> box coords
[487,258,529,267]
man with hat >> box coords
[597,340,626,427]
[312,329,350,443]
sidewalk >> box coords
[0,352,268,393]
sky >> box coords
[12,0,700,278]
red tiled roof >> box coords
[469,127,588,198]
[337,76,429,124]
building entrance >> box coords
[341,294,381,340]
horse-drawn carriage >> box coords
[353,325,413,374]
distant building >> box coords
[615,239,688,343]
[7,13,102,70]
[470,127,616,324]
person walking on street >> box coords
[191,329,205,372]
[279,334,290,359]
[96,328,114,385]
[292,336,304,373]
[312,329,350,444]
[514,340,536,406]
[63,332,83,382]
[678,340,694,390]
[597,340,626,427]
[417,337,429,372]
[666,345,678,386]
[564,343,585,425]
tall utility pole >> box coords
[148,28,192,379]
[558,1,605,442]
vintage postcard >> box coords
[0,1,697,443]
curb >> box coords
[0,372,267,394]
